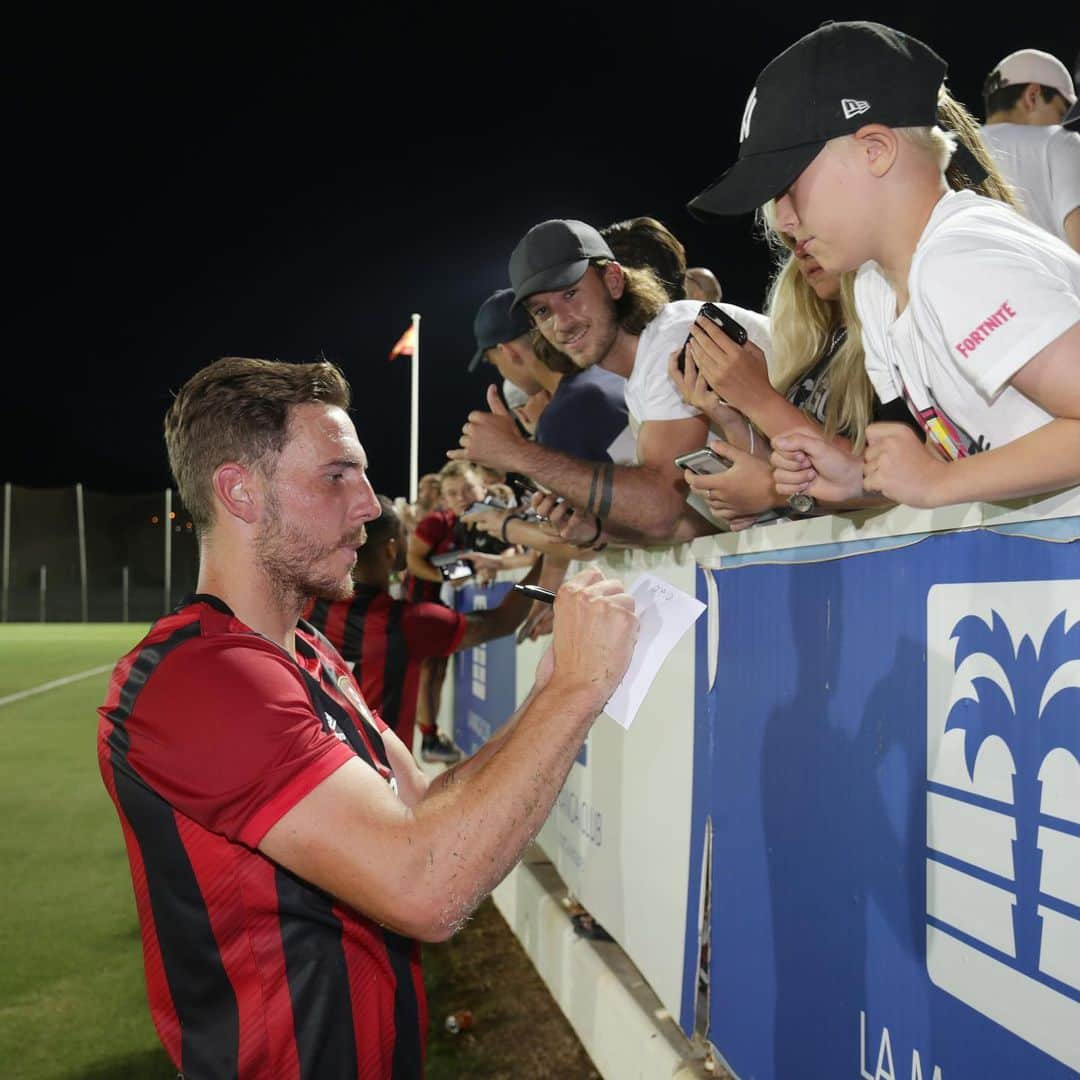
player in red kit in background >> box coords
[305,494,543,755]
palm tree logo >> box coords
[943,608,1080,984]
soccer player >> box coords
[97,356,637,1079]
[305,494,543,755]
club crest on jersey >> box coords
[841,98,870,119]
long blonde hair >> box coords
[764,254,874,449]
[758,202,875,449]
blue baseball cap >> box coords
[469,288,533,372]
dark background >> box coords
[6,5,1076,497]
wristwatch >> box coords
[787,492,816,514]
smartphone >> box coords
[430,549,470,568]
[439,560,474,582]
[460,500,507,518]
[676,302,748,374]
[674,447,733,475]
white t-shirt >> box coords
[979,123,1080,244]
[623,299,772,528]
[856,189,1080,458]
[623,300,773,431]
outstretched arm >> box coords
[449,384,715,541]
[259,568,638,942]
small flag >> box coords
[389,323,417,361]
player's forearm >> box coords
[929,419,1080,506]
[427,666,549,788]
[410,679,601,936]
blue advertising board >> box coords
[687,527,1080,1078]
[451,580,518,758]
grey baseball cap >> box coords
[509,219,614,307]
[469,288,533,372]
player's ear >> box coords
[213,462,260,524]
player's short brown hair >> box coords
[164,356,351,533]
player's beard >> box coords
[256,491,366,610]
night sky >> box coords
[7,6,1075,498]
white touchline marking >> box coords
[0,664,113,708]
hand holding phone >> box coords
[673,447,734,475]
[461,498,508,518]
[676,302,748,374]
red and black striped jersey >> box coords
[403,509,458,604]
[304,586,466,751]
[97,594,425,1079]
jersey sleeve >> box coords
[917,238,1080,401]
[1047,128,1080,233]
[632,303,701,423]
[403,602,467,658]
[414,511,451,548]
[126,636,355,848]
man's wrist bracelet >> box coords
[582,516,604,548]
[500,513,522,544]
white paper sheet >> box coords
[603,572,706,730]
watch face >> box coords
[787,491,816,514]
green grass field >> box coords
[0,624,176,1080]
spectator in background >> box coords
[470,287,633,465]
[980,49,1080,249]
[399,471,442,537]
[687,20,1078,511]
[469,284,634,629]
[684,266,723,302]
[453,219,771,545]
[404,460,507,762]
[1062,49,1080,130]
[670,225,920,528]
[601,216,687,301]
[305,495,543,755]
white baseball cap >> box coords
[988,48,1076,106]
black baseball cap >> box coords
[509,219,614,307]
[687,21,947,219]
[469,288,533,372]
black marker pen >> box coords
[513,584,557,604]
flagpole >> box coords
[409,312,421,503]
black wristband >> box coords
[582,516,603,548]
[500,513,522,544]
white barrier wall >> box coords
[517,549,699,1026]
[451,486,1080,1080]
